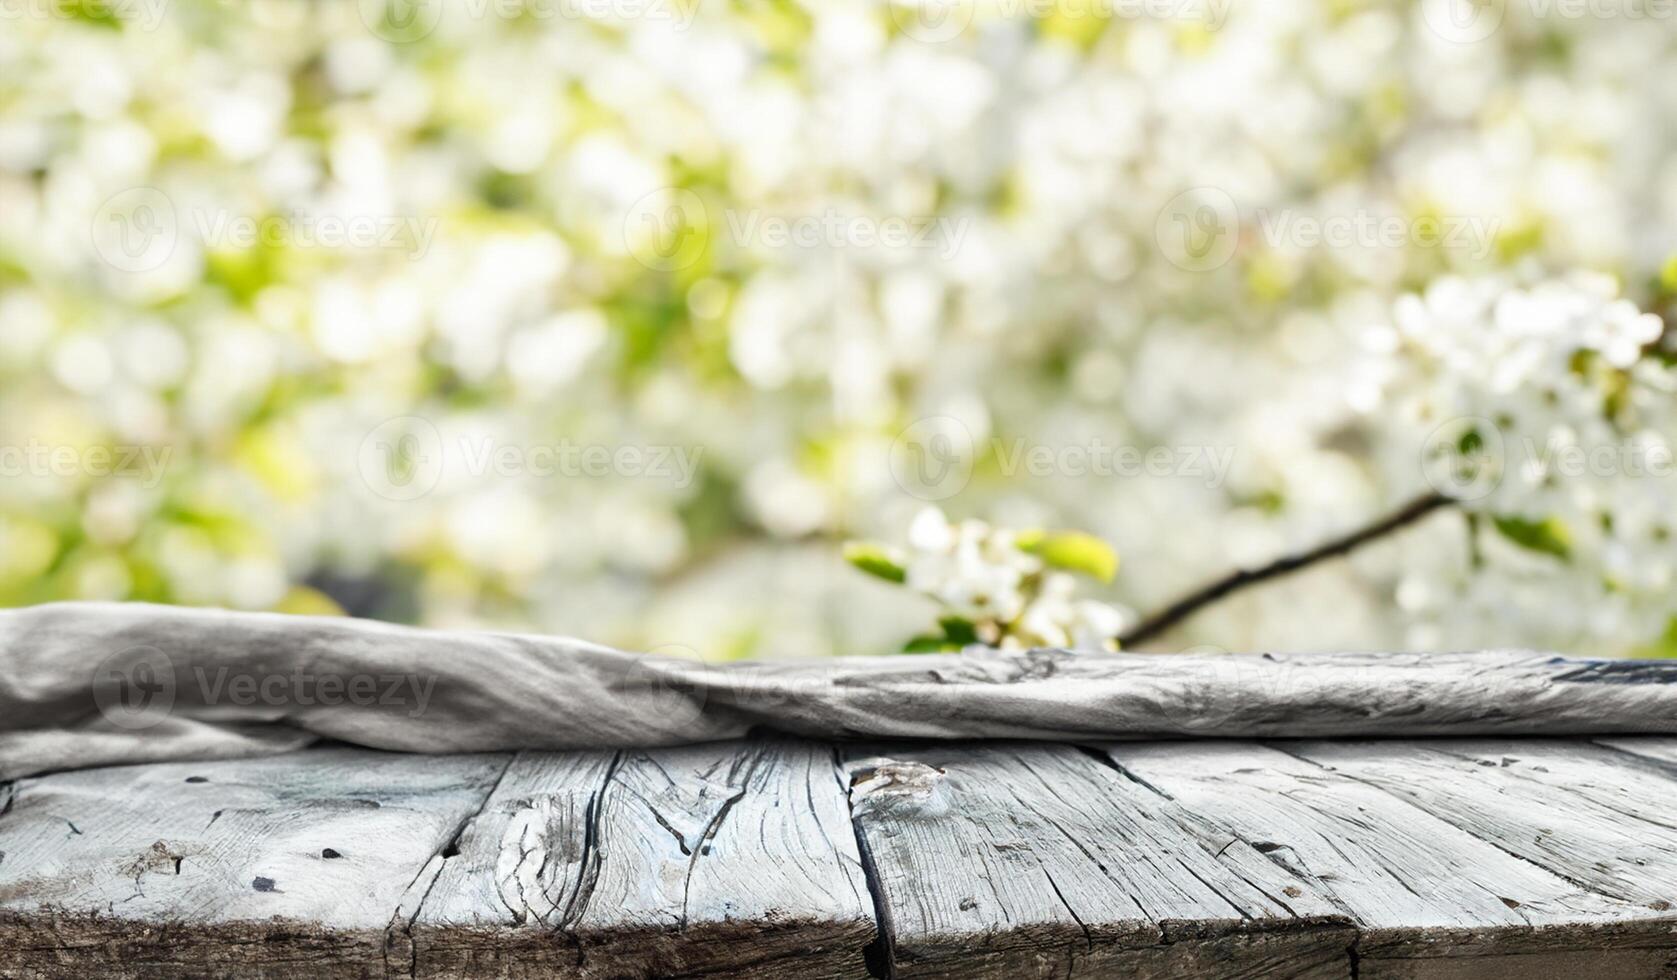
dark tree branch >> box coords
[1119,491,1455,648]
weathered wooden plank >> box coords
[0,747,507,979]
[839,742,1355,979]
[407,739,875,978]
[1286,739,1677,910]
[386,748,614,977]
[8,733,1677,979]
[1107,740,1677,978]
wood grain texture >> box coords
[8,736,1677,979]
[1107,741,1677,979]
[839,742,1355,979]
[0,747,506,978]
[407,739,876,979]
[1285,738,1677,911]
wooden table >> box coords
[3,736,1676,978]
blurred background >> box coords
[2,0,1675,659]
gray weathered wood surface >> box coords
[4,737,1677,978]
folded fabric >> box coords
[3,601,1674,779]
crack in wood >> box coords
[645,802,693,855]
[836,745,898,980]
[382,751,517,978]
[1075,745,1174,801]
[10,738,1677,978]
[499,818,539,927]
[678,780,749,931]
[1040,866,1093,951]
[554,750,620,931]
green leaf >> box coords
[902,634,962,653]
[1017,530,1119,583]
[1491,515,1571,561]
[938,616,978,645]
[843,542,906,583]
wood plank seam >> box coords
[831,745,896,980]
[395,747,623,974]
[398,740,874,978]
[553,741,875,977]
[843,742,1359,978]
[384,752,519,977]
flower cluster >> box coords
[847,508,1131,652]
[1354,273,1677,652]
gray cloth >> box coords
[3,601,1674,779]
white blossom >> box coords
[1359,274,1677,652]
[898,508,1129,651]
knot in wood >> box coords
[849,760,947,818]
